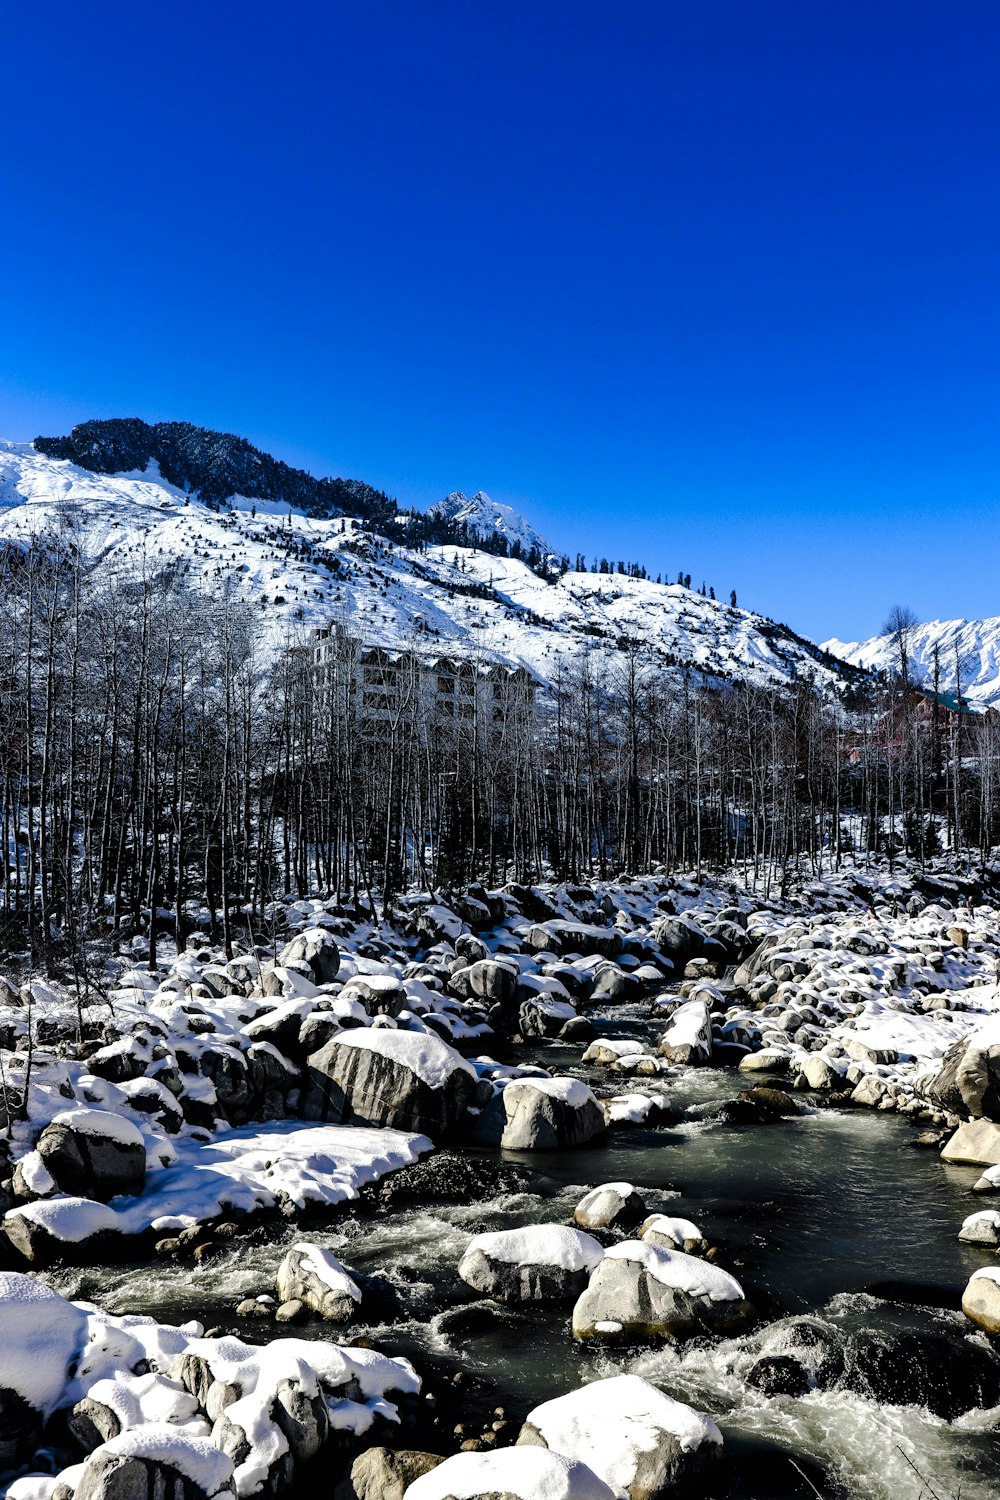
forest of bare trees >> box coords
[2,537,999,974]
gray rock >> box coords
[279,928,341,984]
[0,1386,44,1468]
[275,1245,361,1322]
[573,1182,647,1231]
[572,1243,753,1343]
[300,1031,476,1141]
[458,1225,603,1303]
[924,1033,1000,1121]
[75,1442,235,1500]
[341,1447,444,1500]
[36,1117,145,1202]
[517,1373,722,1500]
[472,1078,605,1151]
[657,1000,712,1065]
[963,1270,1000,1336]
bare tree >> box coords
[884,604,919,689]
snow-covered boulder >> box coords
[74,1428,235,1500]
[274,1244,362,1322]
[959,1211,1000,1247]
[572,1241,752,1343]
[963,1267,1000,1335]
[0,1272,86,1465]
[461,959,518,1005]
[458,1224,604,1302]
[657,1000,712,1066]
[404,1446,615,1500]
[923,1020,1000,1120]
[340,975,408,1017]
[36,1109,146,1202]
[472,1077,606,1151]
[278,928,341,985]
[300,1029,476,1140]
[637,1214,708,1255]
[517,1373,723,1500]
[573,1182,647,1231]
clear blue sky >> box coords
[3,1,999,643]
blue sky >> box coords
[3,1,999,643]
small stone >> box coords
[275,1298,305,1322]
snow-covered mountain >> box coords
[427,490,552,556]
[0,427,866,698]
[823,619,1000,707]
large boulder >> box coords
[922,1021,1000,1120]
[463,959,519,1006]
[75,1428,236,1500]
[458,1224,604,1303]
[573,1182,647,1231]
[572,1241,752,1343]
[278,928,341,985]
[517,1373,723,1500]
[404,1446,615,1500]
[941,1119,1000,1167]
[343,1447,444,1500]
[472,1077,606,1151]
[275,1244,362,1322]
[300,1029,476,1140]
[963,1268,1000,1335]
[36,1109,146,1202]
[657,1000,712,1066]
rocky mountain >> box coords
[824,618,1000,708]
[1,426,868,699]
[427,490,553,557]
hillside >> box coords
[823,618,1000,707]
[1,428,866,698]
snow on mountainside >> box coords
[428,490,552,556]
[824,619,1000,707]
[0,435,864,698]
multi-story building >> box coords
[312,625,536,738]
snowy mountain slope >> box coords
[823,619,1000,707]
[0,436,865,698]
[427,490,552,556]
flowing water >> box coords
[46,1005,1000,1499]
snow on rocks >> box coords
[458,1225,604,1303]
[73,1427,235,1500]
[573,1183,647,1231]
[405,1445,616,1500]
[517,1374,723,1500]
[657,1000,713,1066]
[274,1244,362,1322]
[300,1029,477,1141]
[277,928,341,985]
[963,1266,1000,1335]
[636,1215,708,1255]
[4,1123,431,1264]
[572,1241,752,1343]
[472,1076,606,1151]
[959,1210,1000,1247]
[36,1109,147,1202]
[0,1271,422,1496]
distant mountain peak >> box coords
[823,615,1000,707]
[427,489,552,555]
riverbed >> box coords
[45,1003,1000,1500]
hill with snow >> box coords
[0,426,867,699]
[823,619,1000,707]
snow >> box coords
[505,1075,594,1108]
[48,1106,146,1148]
[428,490,553,556]
[824,616,1000,707]
[4,1123,431,1240]
[660,999,710,1048]
[326,1027,475,1088]
[638,1214,704,1249]
[0,439,859,697]
[522,1374,722,1499]
[462,1224,604,1272]
[603,1241,745,1302]
[405,1446,616,1500]
[0,1272,87,1413]
[80,1424,234,1493]
[969,1266,1000,1287]
[292,1243,361,1302]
